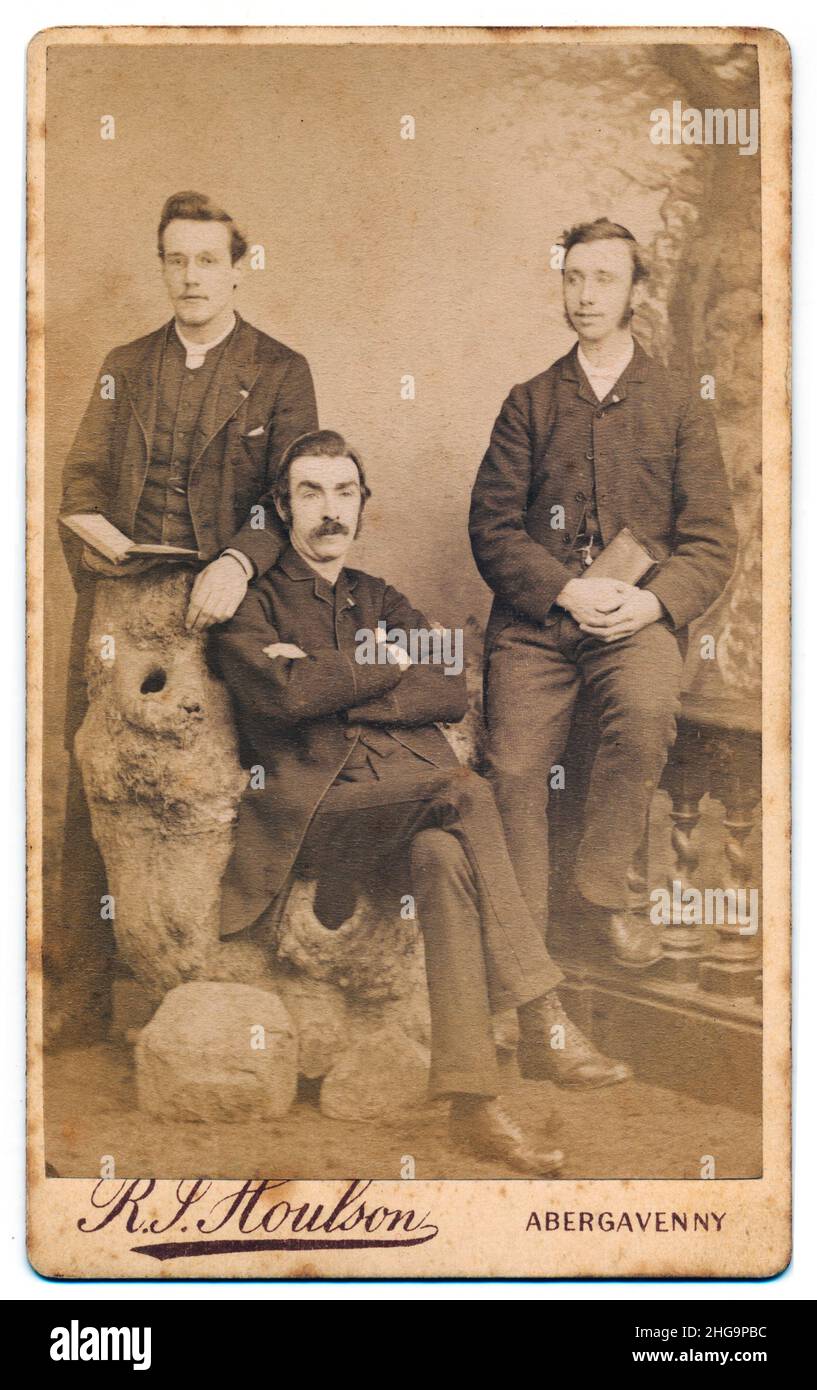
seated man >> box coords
[215,429,631,1174]
[469,219,738,966]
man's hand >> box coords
[374,624,412,670]
[576,586,663,643]
[185,555,249,631]
[386,644,412,670]
[556,577,631,628]
[263,643,307,660]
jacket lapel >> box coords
[561,342,599,406]
[190,314,261,467]
[607,338,649,403]
[120,322,169,449]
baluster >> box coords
[698,782,761,997]
[657,741,708,982]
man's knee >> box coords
[410,827,469,878]
[432,765,497,814]
[603,686,680,755]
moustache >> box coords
[312,521,349,539]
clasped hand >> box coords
[556,577,663,643]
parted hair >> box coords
[157,191,248,264]
[560,218,649,285]
[273,430,372,529]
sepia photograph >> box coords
[25,24,790,1280]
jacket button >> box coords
[562,534,571,544]
[585,451,594,461]
[575,491,586,502]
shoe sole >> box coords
[450,1133,565,1176]
[492,1151,565,1177]
[548,1069,632,1091]
[518,1061,633,1090]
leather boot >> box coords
[517,990,632,1089]
[605,911,662,968]
[449,1096,564,1175]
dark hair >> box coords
[157,191,248,264]
[274,430,372,532]
[560,218,649,285]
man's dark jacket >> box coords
[214,547,467,938]
[469,339,738,650]
[60,313,318,745]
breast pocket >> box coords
[234,425,269,491]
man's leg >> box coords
[304,765,629,1097]
[304,783,510,1098]
[573,621,683,961]
[483,619,581,932]
[299,787,563,1174]
[575,622,683,905]
[304,764,563,1017]
[409,828,503,1098]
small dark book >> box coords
[581,527,657,585]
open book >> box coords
[60,513,199,564]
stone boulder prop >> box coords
[135,981,297,1122]
[75,568,261,998]
[320,1026,430,1121]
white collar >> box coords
[577,337,635,384]
[174,313,236,367]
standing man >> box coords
[61,189,318,621]
[57,191,318,1036]
[215,429,631,1175]
[469,219,737,967]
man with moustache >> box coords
[214,429,632,1176]
[469,219,737,967]
[57,191,317,1035]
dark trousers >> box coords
[297,753,564,1098]
[484,614,683,931]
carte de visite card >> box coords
[26,24,791,1281]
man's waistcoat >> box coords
[133,326,235,549]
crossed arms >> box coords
[215,583,467,730]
